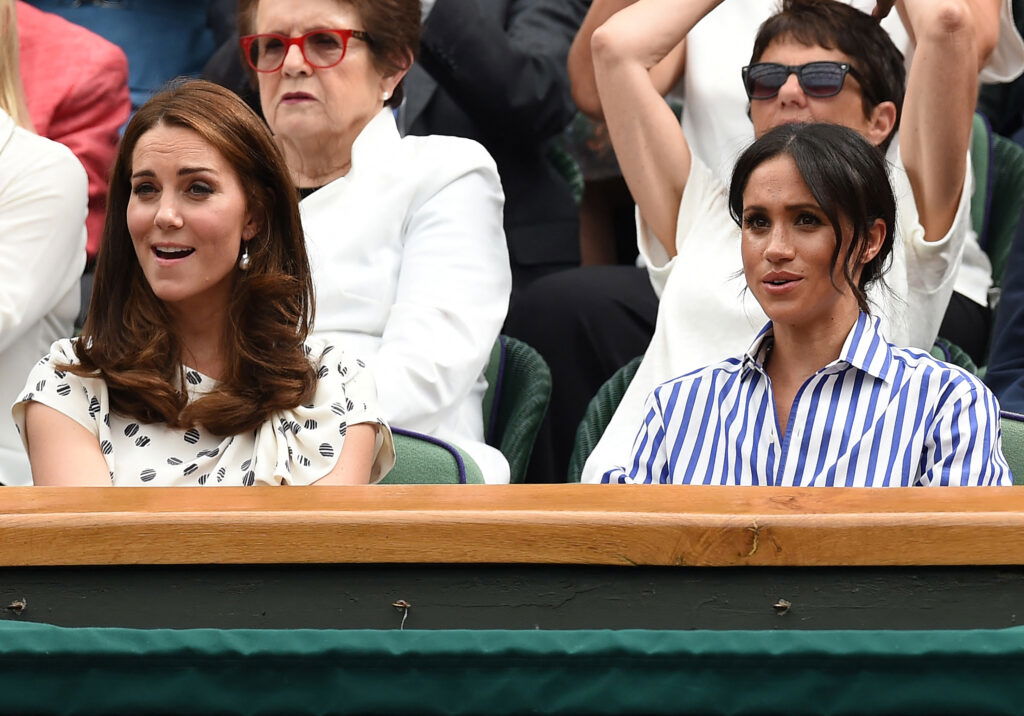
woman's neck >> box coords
[282,138,352,187]
[277,127,358,188]
[168,301,230,380]
[275,111,382,188]
[766,311,859,387]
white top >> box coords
[679,0,1024,307]
[582,151,972,483]
[13,336,396,486]
[0,108,86,486]
[601,313,1010,487]
[301,109,512,484]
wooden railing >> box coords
[4,485,1024,567]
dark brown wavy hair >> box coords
[66,79,316,436]
[729,122,896,314]
[238,0,419,107]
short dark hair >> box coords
[239,0,419,108]
[750,0,906,151]
[728,122,896,314]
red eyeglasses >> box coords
[239,29,371,73]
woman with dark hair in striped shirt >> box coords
[603,122,1011,486]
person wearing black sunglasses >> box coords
[575,0,987,483]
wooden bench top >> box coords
[3,485,1024,567]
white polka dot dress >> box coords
[12,337,394,486]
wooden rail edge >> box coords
[2,485,1024,567]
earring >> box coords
[238,244,251,271]
[382,90,391,101]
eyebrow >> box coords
[130,167,216,179]
[742,203,822,212]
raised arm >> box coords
[568,0,687,120]
[897,0,983,242]
[591,0,723,256]
[890,0,1002,70]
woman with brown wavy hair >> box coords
[13,79,394,486]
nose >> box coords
[154,199,183,231]
[763,226,796,263]
[281,42,311,76]
[776,72,806,106]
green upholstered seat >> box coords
[985,132,1024,287]
[1001,412,1024,485]
[567,356,643,483]
[970,113,991,240]
[937,114,1024,373]
[483,335,552,483]
[379,429,484,485]
[930,337,980,375]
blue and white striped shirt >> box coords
[602,314,1011,486]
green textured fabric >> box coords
[971,112,992,240]
[481,338,502,440]
[568,356,643,482]
[985,133,1024,287]
[379,432,484,484]
[930,336,980,375]
[488,336,552,483]
[546,142,584,205]
[1001,414,1024,485]
[5,621,1024,715]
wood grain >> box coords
[3,485,1024,567]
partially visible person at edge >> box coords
[580,0,982,484]
[14,80,395,487]
[603,123,1010,486]
[17,0,130,262]
[238,0,512,483]
[0,0,86,486]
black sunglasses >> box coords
[741,61,865,100]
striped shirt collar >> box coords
[742,312,895,384]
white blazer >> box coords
[301,109,512,483]
[0,108,86,485]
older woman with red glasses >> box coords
[239,0,512,483]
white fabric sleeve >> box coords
[901,150,973,296]
[11,339,99,447]
[979,0,1024,84]
[919,375,1012,486]
[636,157,725,299]
[0,134,86,354]
[420,0,437,22]
[269,341,396,486]
[372,145,511,434]
[599,386,669,485]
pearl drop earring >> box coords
[238,244,251,271]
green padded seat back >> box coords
[985,133,1024,287]
[970,112,992,241]
[930,337,979,375]
[568,356,644,483]
[962,115,1024,371]
[379,429,484,484]
[484,336,552,483]
[481,339,502,442]
[1001,412,1024,485]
